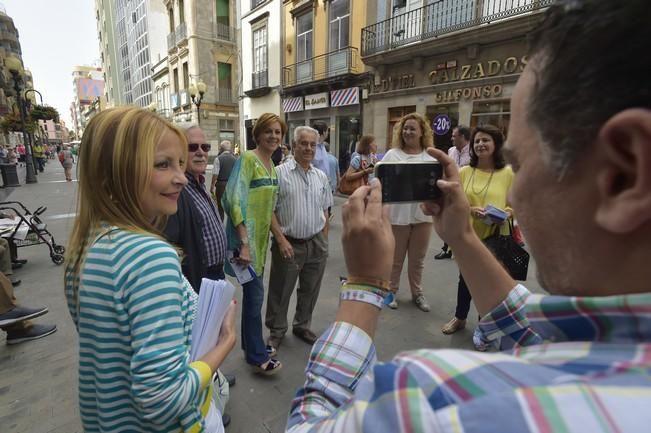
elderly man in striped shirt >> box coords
[266,126,333,352]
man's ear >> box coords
[594,109,651,233]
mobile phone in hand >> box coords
[374,161,443,203]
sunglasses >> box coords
[188,143,211,152]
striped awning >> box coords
[330,87,359,107]
[283,97,304,113]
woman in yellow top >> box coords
[441,125,513,350]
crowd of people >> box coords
[54,1,651,431]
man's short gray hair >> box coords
[219,140,232,152]
[176,122,202,137]
[293,126,319,143]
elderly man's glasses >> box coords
[188,143,211,152]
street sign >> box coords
[432,114,451,136]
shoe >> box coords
[10,279,21,288]
[11,262,23,270]
[441,317,466,334]
[387,298,398,309]
[292,328,318,345]
[6,323,57,345]
[222,413,231,428]
[0,305,48,327]
[224,373,236,388]
[251,358,282,376]
[266,335,282,355]
[413,294,431,312]
[434,250,452,260]
[13,259,27,265]
[472,327,494,352]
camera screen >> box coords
[375,162,443,203]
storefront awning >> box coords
[330,87,359,107]
[283,97,304,113]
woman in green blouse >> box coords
[222,113,286,374]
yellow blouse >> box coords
[459,165,514,240]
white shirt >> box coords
[212,157,220,177]
[275,159,334,239]
[381,148,437,225]
[448,144,471,167]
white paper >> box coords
[226,250,255,284]
[190,278,236,361]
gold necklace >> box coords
[466,168,494,202]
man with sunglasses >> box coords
[164,125,228,292]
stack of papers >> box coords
[0,218,29,240]
[190,278,236,361]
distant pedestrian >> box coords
[59,144,74,181]
[32,142,45,172]
[210,140,237,220]
[16,144,25,166]
[324,142,340,194]
[6,148,17,165]
[266,126,332,353]
[65,106,236,432]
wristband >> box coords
[340,289,385,309]
[344,276,391,292]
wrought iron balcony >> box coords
[218,88,235,103]
[252,70,268,89]
[167,32,176,51]
[283,47,360,88]
[176,22,188,44]
[214,22,235,42]
[361,0,552,57]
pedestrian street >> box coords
[0,163,542,433]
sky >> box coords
[3,0,100,129]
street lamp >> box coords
[5,55,37,184]
[188,80,206,125]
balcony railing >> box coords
[283,47,360,88]
[252,70,268,89]
[361,0,552,57]
[214,22,236,41]
[218,88,235,103]
[176,22,188,44]
[167,32,176,50]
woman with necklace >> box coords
[222,113,285,375]
[382,113,437,312]
[441,124,514,351]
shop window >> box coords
[337,116,361,175]
[426,105,459,153]
[387,106,416,148]
[471,100,510,136]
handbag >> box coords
[337,166,368,195]
[483,220,530,281]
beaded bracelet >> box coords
[340,289,385,309]
[341,282,388,297]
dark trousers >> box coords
[214,180,228,221]
[265,233,328,339]
[241,274,269,366]
[455,273,473,320]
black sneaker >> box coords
[434,250,452,260]
[222,413,231,428]
[6,323,57,345]
[0,305,48,327]
[224,372,236,387]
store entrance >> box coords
[336,116,361,175]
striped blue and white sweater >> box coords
[65,227,211,433]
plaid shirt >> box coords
[184,173,226,267]
[287,285,651,433]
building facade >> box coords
[95,0,125,106]
[0,6,22,125]
[70,66,105,137]
[165,0,239,148]
[239,0,283,150]
[361,0,552,152]
[281,0,369,169]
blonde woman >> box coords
[64,107,236,432]
[383,112,436,311]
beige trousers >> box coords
[390,223,433,297]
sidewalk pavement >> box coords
[0,160,542,433]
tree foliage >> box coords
[30,104,60,123]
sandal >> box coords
[251,358,282,376]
